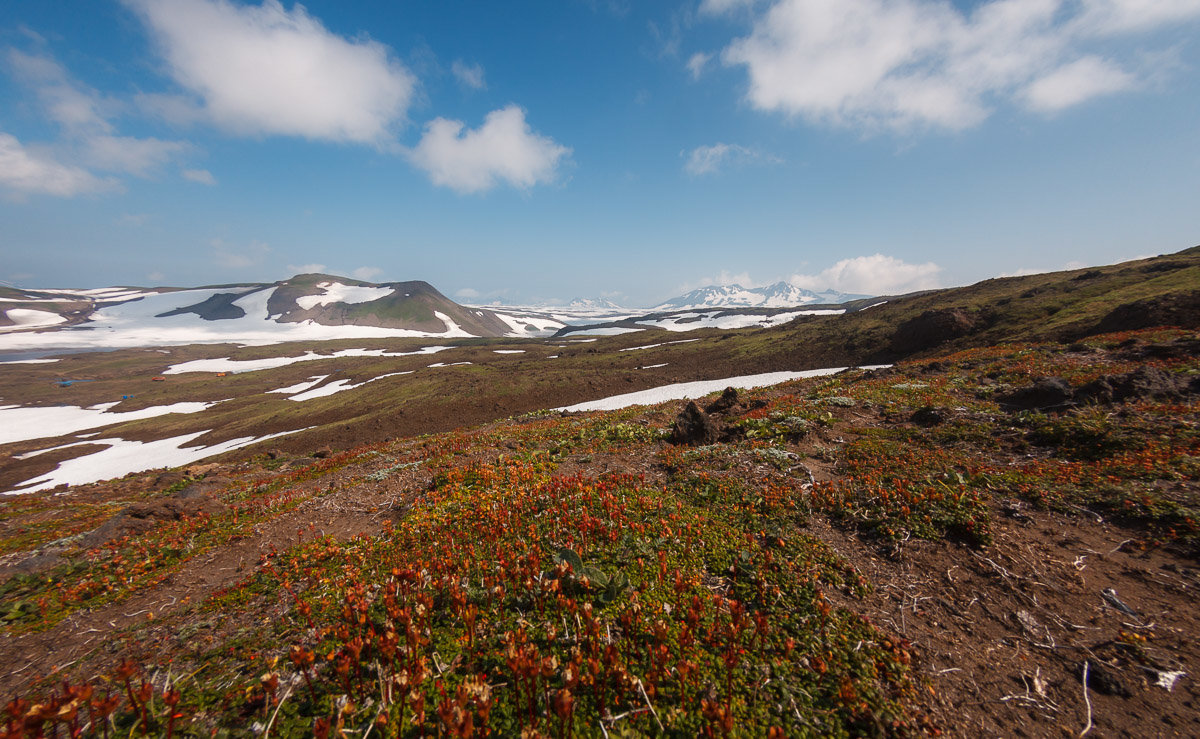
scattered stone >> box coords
[185,462,222,478]
[670,401,720,445]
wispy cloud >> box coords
[182,168,216,185]
[351,266,383,281]
[286,262,326,275]
[712,0,1200,131]
[686,52,711,79]
[213,238,271,269]
[125,0,416,144]
[1023,56,1135,113]
[694,270,762,288]
[0,132,116,198]
[408,105,571,194]
[6,47,191,179]
[451,60,486,90]
[789,254,942,295]
[683,142,781,175]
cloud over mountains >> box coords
[710,0,1200,131]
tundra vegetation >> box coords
[1,324,1197,737]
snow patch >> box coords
[564,327,645,337]
[1,309,68,331]
[286,371,413,402]
[620,339,700,352]
[493,350,526,354]
[0,358,60,364]
[0,401,218,445]
[164,346,454,374]
[557,366,890,412]
[267,375,330,394]
[492,312,565,337]
[295,282,394,310]
[635,310,842,332]
[7,428,308,494]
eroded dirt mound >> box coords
[890,307,980,353]
[669,400,720,444]
[999,364,1196,412]
[1092,290,1200,335]
[79,492,227,549]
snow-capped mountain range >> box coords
[0,274,871,355]
[652,282,868,311]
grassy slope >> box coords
[0,326,1197,737]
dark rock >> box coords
[155,292,247,321]
[890,308,978,354]
[704,387,740,415]
[910,406,945,427]
[997,377,1074,411]
[1083,660,1131,698]
[312,446,333,459]
[1074,377,1115,405]
[670,401,720,445]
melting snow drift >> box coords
[557,366,889,412]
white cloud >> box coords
[683,142,781,175]
[0,132,115,197]
[351,266,383,281]
[700,0,762,14]
[408,105,571,193]
[789,254,942,295]
[1023,56,1135,112]
[451,60,486,90]
[697,270,761,288]
[212,238,270,269]
[182,168,217,185]
[687,52,712,79]
[716,0,1200,131]
[1075,0,1200,35]
[125,0,416,143]
[286,262,326,275]
[86,134,190,176]
[455,287,481,299]
[147,271,166,282]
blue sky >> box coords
[1,0,1198,307]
